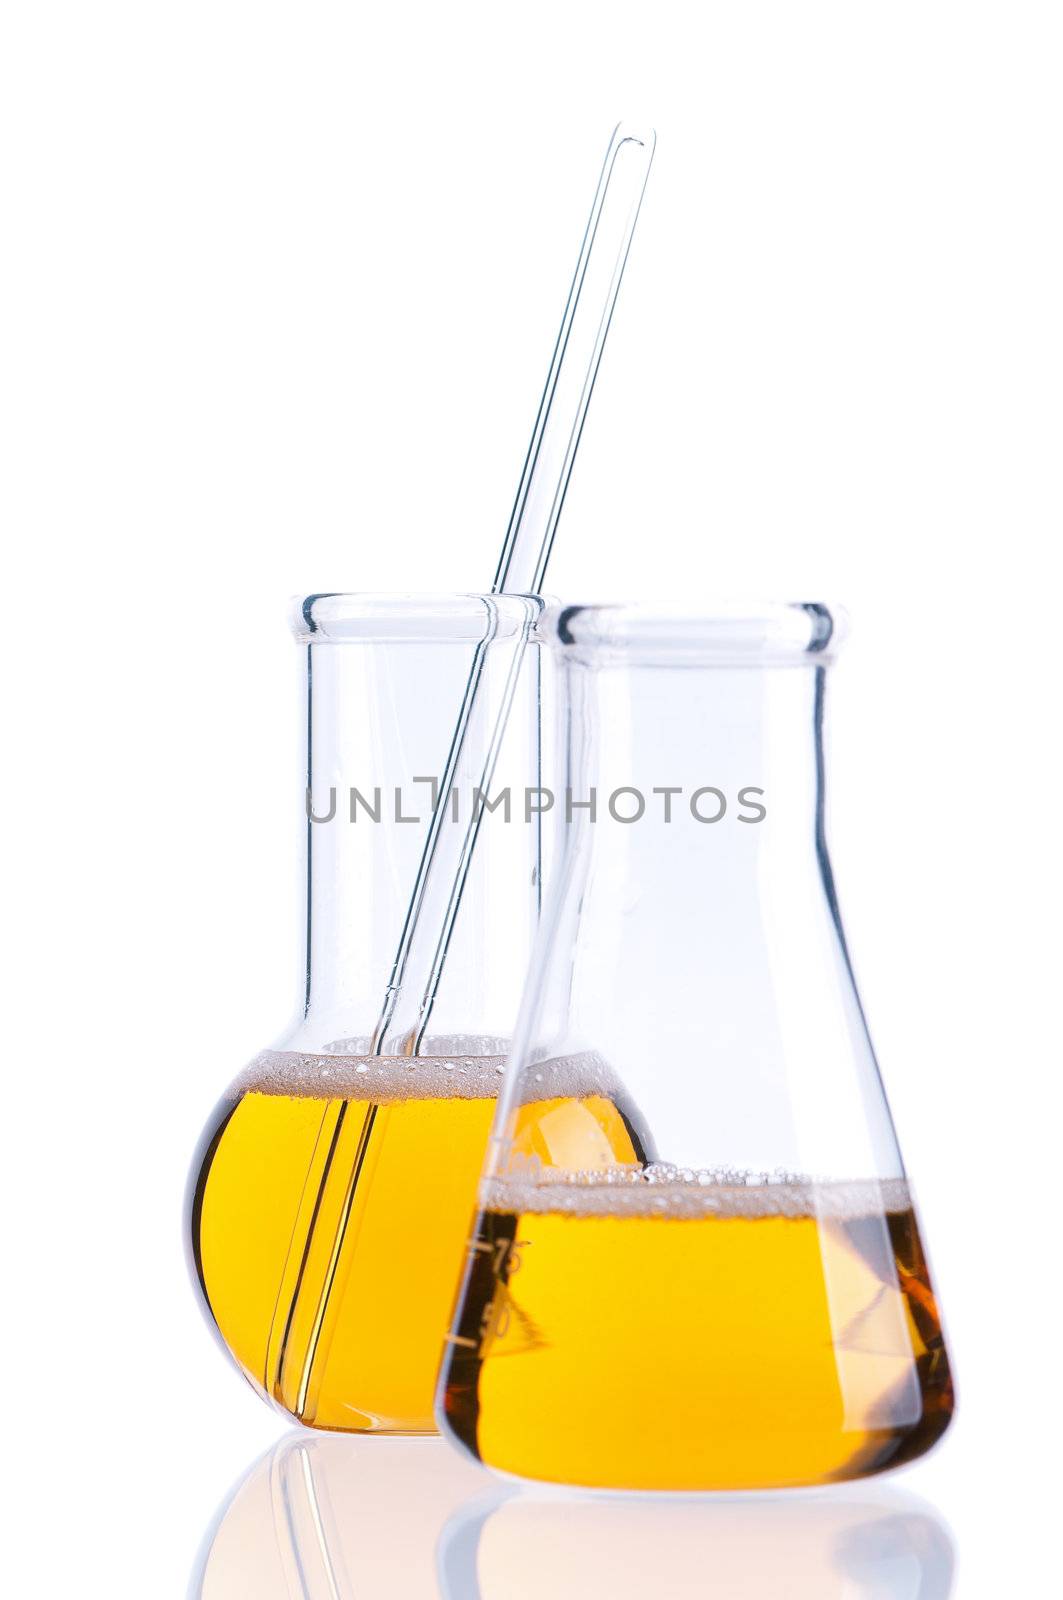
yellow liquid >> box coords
[439,1172,954,1489]
[189,1050,644,1431]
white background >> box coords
[2,3,1060,1595]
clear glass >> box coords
[438,601,955,1490]
[187,592,545,1432]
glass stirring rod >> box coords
[266,126,655,1423]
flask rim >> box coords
[291,591,544,643]
[546,601,846,664]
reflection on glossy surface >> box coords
[192,1432,954,1600]
[440,1487,955,1600]
[190,1434,488,1598]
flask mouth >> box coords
[291,591,544,644]
[291,594,845,662]
[547,602,846,665]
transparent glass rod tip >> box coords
[493,123,656,597]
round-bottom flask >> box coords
[186,592,612,1432]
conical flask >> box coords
[438,602,955,1490]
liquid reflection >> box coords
[192,1431,954,1600]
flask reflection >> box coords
[439,1488,956,1600]
[191,1434,487,1599]
[191,1432,954,1600]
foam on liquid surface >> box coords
[482,1163,912,1221]
[237,1044,624,1106]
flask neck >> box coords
[283,632,540,1054]
[561,657,825,856]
